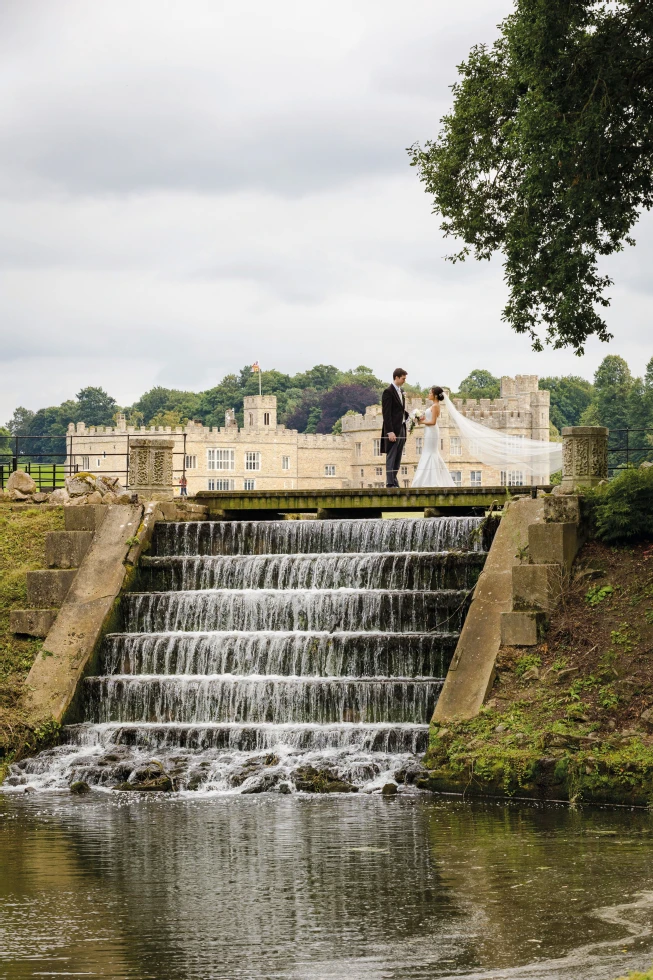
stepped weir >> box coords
[11,516,489,793]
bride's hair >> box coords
[430,386,445,402]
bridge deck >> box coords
[195,486,546,518]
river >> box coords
[2,792,653,980]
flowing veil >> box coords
[443,394,562,482]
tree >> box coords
[75,387,118,426]
[408,1,653,353]
[539,375,594,430]
[585,355,634,431]
[456,369,500,400]
[0,427,11,458]
[5,406,35,436]
[315,384,379,434]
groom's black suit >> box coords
[381,384,409,488]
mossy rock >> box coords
[70,780,91,795]
[294,765,358,794]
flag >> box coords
[252,361,260,373]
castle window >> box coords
[208,449,235,471]
[403,480,410,488]
[450,470,462,486]
[244,478,256,490]
[96,459,101,467]
[81,456,90,471]
[359,468,364,478]
[208,478,235,491]
[355,443,362,458]
[415,438,423,457]
[373,439,381,456]
[470,470,482,487]
[249,413,254,426]
[501,470,524,486]
[185,455,197,470]
[450,437,462,456]
[282,456,290,470]
[264,412,270,426]
[401,466,408,476]
[375,466,383,477]
[245,451,261,471]
[324,464,336,477]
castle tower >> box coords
[243,395,277,430]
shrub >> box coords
[585,467,653,543]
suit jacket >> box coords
[380,384,408,454]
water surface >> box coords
[2,793,653,980]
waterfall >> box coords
[6,516,489,794]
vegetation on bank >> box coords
[0,506,64,779]
[423,530,653,806]
[616,968,653,980]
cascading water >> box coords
[8,517,489,794]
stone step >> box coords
[10,609,58,638]
[64,505,107,532]
[26,569,77,608]
[45,531,94,569]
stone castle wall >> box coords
[66,376,551,492]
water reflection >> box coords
[1,794,653,979]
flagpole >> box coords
[259,365,262,397]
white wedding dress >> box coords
[411,407,454,488]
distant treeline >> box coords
[2,356,652,463]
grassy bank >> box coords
[421,540,653,806]
[0,505,64,778]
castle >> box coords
[65,376,551,492]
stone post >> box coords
[561,426,608,492]
[128,438,175,500]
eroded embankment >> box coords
[0,506,64,776]
[420,539,653,806]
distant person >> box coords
[179,474,188,496]
[381,368,409,488]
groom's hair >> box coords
[393,368,407,379]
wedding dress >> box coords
[411,407,454,487]
[410,394,564,489]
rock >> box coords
[186,772,206,792]
[394,762,426,785]
[7,470,37,494]
[521,666,540,681]
[49,488,70,505]
[85,491,103,505]
[293,765,358,794]
[494,723,508,733]
[435,727,450,739]
[278,782,292,794]
[574,568,606,583]
[241,771,281,794]
[550,667,579,685]
[381,782,398,796]
[66,475,97,496]
[640,708,653,731]
[31,492,50,504]
[116,761,173,792]
[70,780,91,795]
[640,461,653,469]
[8,489,29,501]
[101,491,117,505]
[114,491,133,505]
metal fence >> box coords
[0,434,188,491]
[607,428,653,476]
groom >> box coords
[381,368,409,488]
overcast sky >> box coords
[1,0,651,422]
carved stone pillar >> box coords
[561,426,608,492]
[128,438,175,500]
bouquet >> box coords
[408,409,425,434]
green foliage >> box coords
[585,467,653,543]
[408,1,653,353]
[455,369,500,400]
[585,584,614,607]
[514,653,541,677]
[539,375,593,430]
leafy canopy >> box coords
[456,369,501,400]
[408,0,653,353]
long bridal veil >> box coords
[443,394,562,481]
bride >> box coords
[411,385,564,488]
[412,386,454,488]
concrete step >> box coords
[10,609,57,638]
[64,505,107,533]
[45,531,94,569]
[26,569,77,608]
